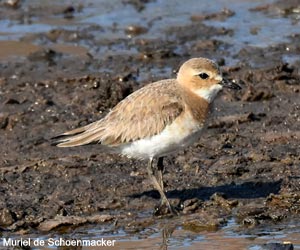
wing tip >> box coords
[50,135,69,147]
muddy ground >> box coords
[0,0,299,242]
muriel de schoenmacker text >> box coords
[1,237,116,247]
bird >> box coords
[53,57,241,214]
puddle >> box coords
[202,0,300,47]
[0,0,299,61]
[0,40,90,60]
[86,219,300,250]
[1,219,300,250]
[0,40,40,59]
[50,44,90,58]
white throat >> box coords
[194,84,223,103]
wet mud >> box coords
[0,0,299,248]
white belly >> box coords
[119,112,204,159]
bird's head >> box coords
[177,57,240,103]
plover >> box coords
[54,58,240,214]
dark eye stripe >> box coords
[198,73,209,80]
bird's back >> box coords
[55,79,185,148]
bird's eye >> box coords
[198,73,209,80]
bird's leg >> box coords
[147,158,173,214]
[157,157,164,190]
[156,157,178,214]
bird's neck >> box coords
[180,85,211,123]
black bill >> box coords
[220,78,241,90]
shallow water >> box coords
[1,219,300,249]
[0,0,299,60]
[87,220,300,250]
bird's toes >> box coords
[154,199,180,216]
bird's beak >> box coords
[220,78,241,90]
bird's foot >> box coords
[154,198,180,216]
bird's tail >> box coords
[52,121,104,147]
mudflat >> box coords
[0,0,299,248]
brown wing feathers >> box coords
[54,80,184,148]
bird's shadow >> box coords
[130,180,282,201]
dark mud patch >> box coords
[0,0,299,247]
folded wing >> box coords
[55,80,184,147]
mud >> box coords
[0,0,299,248]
